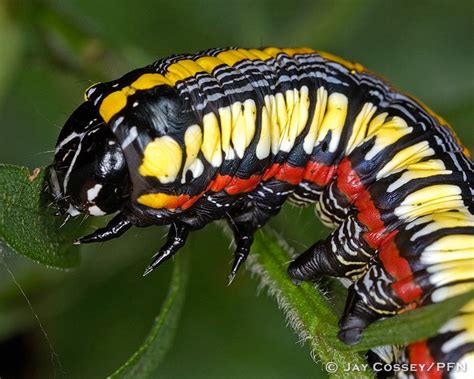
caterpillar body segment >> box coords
[48,47,473,378]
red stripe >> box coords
[225,175,262,195]
[336,157,423,304]
[304,160,338,186]
[408,341,442,379]
[262,160,336,186]
[379,238,423,303]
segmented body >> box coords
[62,48,473,377]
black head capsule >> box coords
[47,102,131,219]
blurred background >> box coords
[0,0,472,378]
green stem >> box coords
[247,228,372,379]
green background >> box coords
[0,0,472,378]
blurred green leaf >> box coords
[248,228,371,379]
[0,164,80,268]
[351,289,474,351]
[0,1,24,104]
[109,254,189,379]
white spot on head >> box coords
[87,184,103,202]
[88,205,106,216]
[133,101,139,107]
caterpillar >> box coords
[47,47,473,378]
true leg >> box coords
[143,222,190,276]
[74,212,132,244]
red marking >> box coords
[336,158,365,199]
[364,230,397,250]
[263,160,337,187]
[336,157,423,305]
[275,164,305,184]
[225,175,262,195]
[207,174,232,192]
[380,238,423,303]
[303,161,337,186]
[408,341,442,379]
[262,163,280,181]
[180,194,201,210]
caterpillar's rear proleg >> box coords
[338,285,380,345]
[288,216,374,281]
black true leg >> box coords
[227,224,254,285]
[337,285,379,346]
[224,182,290,284]
[74,212,132,244]
[143,222,190,276]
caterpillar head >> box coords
[47,102,131,219]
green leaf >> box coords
[248,228,372,379]
[109,253,190,379]
[0,164,80,268]
[350,289,474,351]
[0,2,24,104]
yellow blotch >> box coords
[262,47,283,58]
[422,227,474,264]
[262,47,314,58]
[137,193,178,209]
[280,86,309,153]
[201,112,222,167]
[139,136,182,184]
[131,73,171,90]
[316,92,348,152]
[256,104,271,159]
[298,86,310,135]
[346,102,377,154]
[303,87,328,154]
[167,61,198,83]
[182,125,202,183]
[275,92,287,141]
[394,184,465,220]
[429,259,474,286]
[279,89,299,152]
[387,159,452,192]
[243,99,257,146]
[231,100,257,158]
[264,95,280,154]
[217,50,246,67]
[99,89,133,123]
[248,49,272,61]
[178,59,208,77]
[196,56,225,73]
[218,106,234,159]
[377,141,434,179]
[235,48,259,61]
[432,283,474,303]
[282,47,315,56]
[365,116,413,160]
[366,112,388,136]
